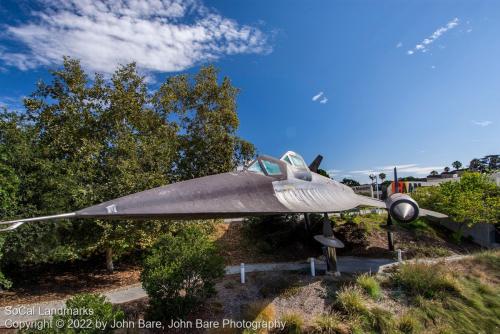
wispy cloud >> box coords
[350,163,444,176]
[396,42,403,48]
[472,120,492,127]
[312,92,324,101]
[0,0,270,73]
[312,91,328,104]
[407,18,459,55]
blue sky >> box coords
[0,0,499,183]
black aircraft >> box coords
[0,151,445,274]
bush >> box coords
[366,307,395,334]
[140,224,225,320]
[397,312,422,334]
[313,314,344,333]
[391,262,461,298]
[280,313,304,334]
[356,274,381,299]
[23,293,124,334]
[336,285,368,315]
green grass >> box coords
[281,313,304,334]
[391,262,461,298]
[334,252,500,334]
[356,273,382,300]
[313,314,344,334]
[397,312,422,334]
[335,285,369,315]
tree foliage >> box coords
[0,58,254,271]
[23,293,124,334]
[140,224,224,320]
[412,172,500,226]
[341,178,361,187]
[452,161,462,170]
[469,155,499,172]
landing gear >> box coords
[386,212,395,251]
[304,213,311,235]
[320,213,341,276]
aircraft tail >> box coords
[308,154,323,172]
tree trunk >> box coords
[106,247,114,273]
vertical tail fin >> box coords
[309,154,323,172]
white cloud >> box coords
[351,163,445,176]
[312,92,324,101]
[407,18,459,55]
[326,169,342,176]
[472,120,492,127]
[0,0,270,73]
[312,91,328,104]
[396,42,403,48]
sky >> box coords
[0,0,499,183]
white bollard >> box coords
[397,249,402,263]
[240,263,245,284]
[310,258,316,277]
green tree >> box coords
[23,293,124,334]
[444,167,450,173]
[378,173,386,182]
[452,161,462,170]
[317,168,330,178]
[413,172,500,227]
[341,178,360,187]
[0,58,254,273]
[429,170,439,176]
[141,224,225,320]
[154,65,255,180]
[469,158,484,172]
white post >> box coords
[397,249,402,263]
[240,263,245,284]
[310,258,316,277]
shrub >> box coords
[140,224,225,320]
[281,313,304,334]
[23,293,124,334]
[336,285,368,315]
[356,274,381,299]
[313,314,345,334]
[397,312,422,334]
[366,307,395,334]
[391,262,461,298]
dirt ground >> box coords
[0,217,479,307]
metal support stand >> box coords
[387,213,395,251]
[322,213,340,276]
[304,213,311,235]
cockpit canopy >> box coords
[280,151,308,170]
[246,151,312,182]
[246,155,287,180]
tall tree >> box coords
[154,65,255,180]
[378,173,386,182]
[469,158,484,172]
[452,161,462,170]
[2,59,178,271]
[0,59,255,272]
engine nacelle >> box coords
[385,193,419,223]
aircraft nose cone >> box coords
[392,202,415,221]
